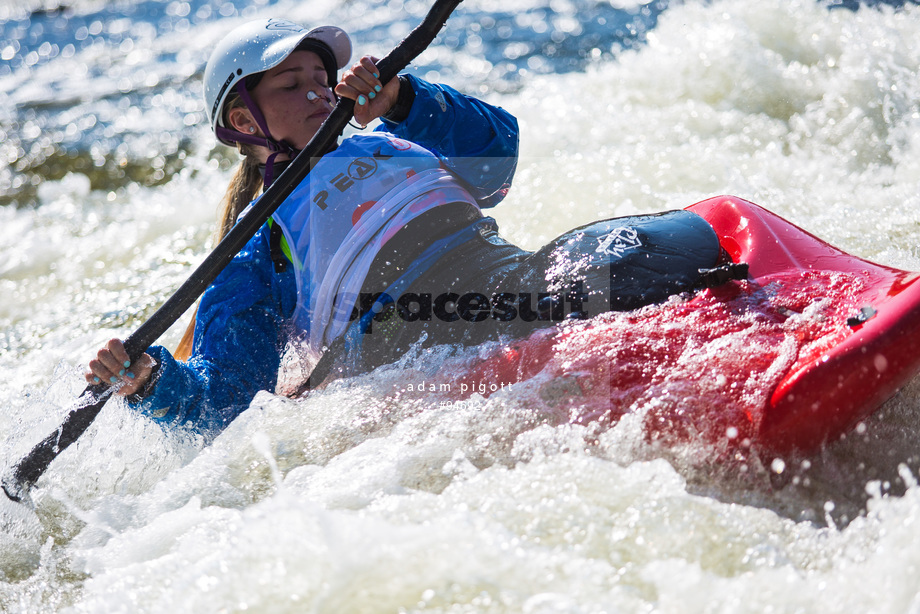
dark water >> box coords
[0,0,673,207]
[6,0,916,208]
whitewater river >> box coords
[3,0,920,611]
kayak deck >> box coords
[437,196,920,457]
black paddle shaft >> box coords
[2,0,464,503]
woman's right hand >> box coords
[335,55,401,127]
[85,338,157,397]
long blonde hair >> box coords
[174,92,265,361]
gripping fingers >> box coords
[86,338,151,395]
[336,56,383,104]
[99,341,128,381]
[335,56,400,128]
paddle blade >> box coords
[2,385,112,503]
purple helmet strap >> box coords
[263,151,282,188]
[218,80,299,188]
[214,125,272,149]
[235,80,274,143]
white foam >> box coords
[3,0,920,610]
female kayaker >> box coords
[85,18,724,434]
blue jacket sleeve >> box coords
[129,226,295,436]
[377,74,519,209]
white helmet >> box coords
[204,18,352,146]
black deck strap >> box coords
[697,262,750,288]
[269,220,288,273]
[847,305,877,328]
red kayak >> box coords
[438,196,920,457]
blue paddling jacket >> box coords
[131,75,519,434]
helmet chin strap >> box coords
[215,80,300,187]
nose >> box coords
[307,90,332,103]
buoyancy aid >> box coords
[268,132,481,352]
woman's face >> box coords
[237,50,334,153]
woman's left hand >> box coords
[334,56,401,127]
[85,338,157,397]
